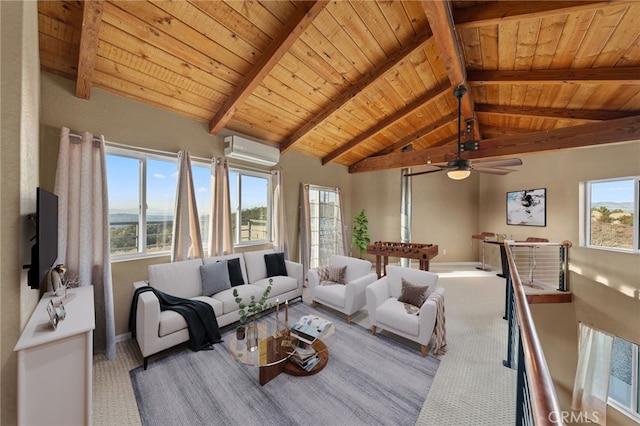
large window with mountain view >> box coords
[584,178,638,252]
[106,147,211,259]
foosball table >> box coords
[366,241,439,278]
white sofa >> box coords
[366,265,444,357]
[132,249,303,367]
[307,255,377,323]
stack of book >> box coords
[291,345,320,372]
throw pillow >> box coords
[397,277,429,308]
[316,265,330,281]
[225,257,245,287]
[200,261,231,296]
[264,252,287,278]
[327,265,347,284]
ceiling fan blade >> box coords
[472,158,522,168]
[404,168,445,177]
[472,167,518,175]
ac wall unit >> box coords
[223,135,280,166]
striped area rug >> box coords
[130,302,439,426]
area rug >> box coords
[130,302,439,426]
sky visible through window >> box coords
[107,155,266,218]
[591,180,634,204]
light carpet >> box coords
[416,270,516,426]
[130,302,439,426]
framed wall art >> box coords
[506,188,546,227]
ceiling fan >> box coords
[405,85,522,180]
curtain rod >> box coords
[68,132,211,163]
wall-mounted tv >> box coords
[24,187,59,289]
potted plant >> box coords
[233,279,273,348]
[352,209,371,259]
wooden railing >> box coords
[504,241,565,425]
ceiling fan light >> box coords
[447,169,471,180]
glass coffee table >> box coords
[229,317,335,385]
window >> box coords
[308,186,344,268]
[106,147,211,259]
[609,337,640,421]
[191,163,211,250]
[228,168,271,246]
[584,177,638,252]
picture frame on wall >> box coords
[506,188,546,227]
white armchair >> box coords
[366,265,444,357]
[308,255,377,323]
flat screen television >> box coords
[25,187,59,289]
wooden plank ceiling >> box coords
[38,0,640,173]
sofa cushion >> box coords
[397,277,429,308]
[158,310,187,337]
[212,284,266,315]
[265,252,287,278]
[158,296,224,337]
[313,283,346,308]
[149,258,203,299]
[376,298,419,336]
[200,261,231,296]
[203,254,248,286]
[243,249,275,283]
[253,275,298,295]
[385,265,438,299]
[191,296,224,318]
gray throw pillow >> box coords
[397,277,429,308]
[200,260,231,296]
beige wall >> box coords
[1,1,40,424]
[352,164,481,263]
[479,143,640,421]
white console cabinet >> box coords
[14,286,95,426]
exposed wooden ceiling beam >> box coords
[468,68,640,85]
[280,27,434,154]
[208,1,328,134]
[481,125,534,137]
[421,0,481,139]
[475,104,640,121]
[75,0,104,100]
[375,112,457,156]
[349,115,640,173]
[454,1,621,29]
[321,83,451,165]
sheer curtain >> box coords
[571,322,614,425]
[171,150,203,262]
[299,184,312,279]
[55,127,116,359]
[208,157,233,256]
[299,184,347,279]
[271,169,289,258]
